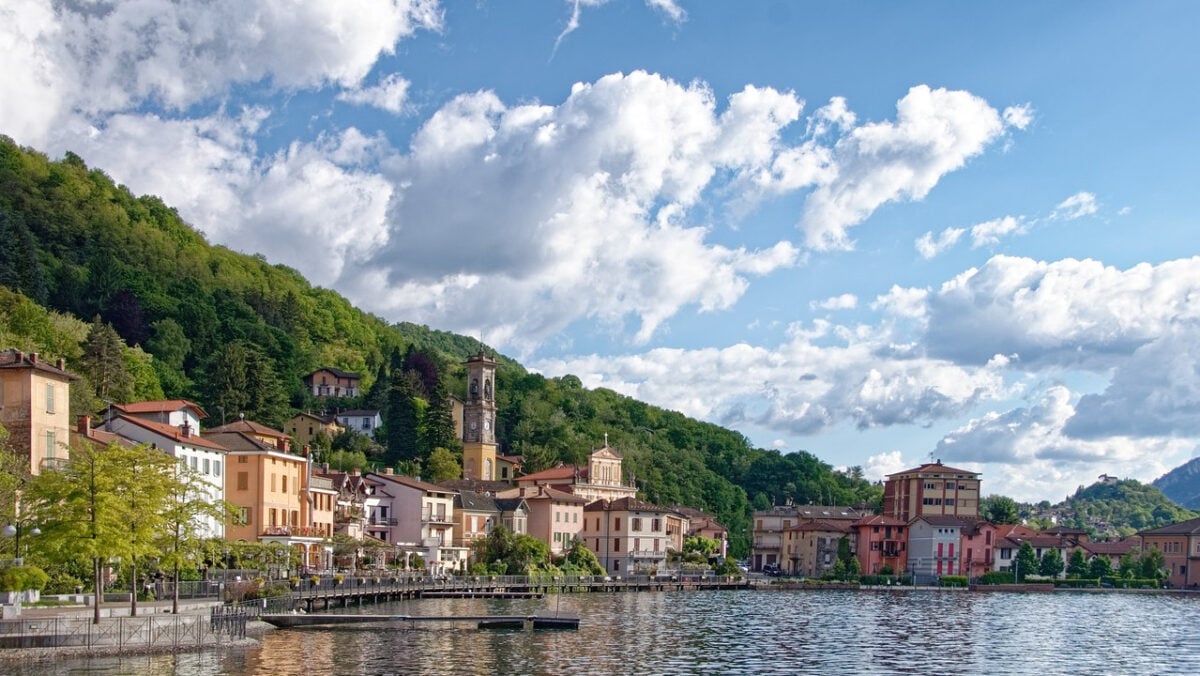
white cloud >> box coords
[864,450,907,482]
[915,227,965,259]
[933,386,1194,501]
[337,73,412,114]
[800,85,1019,250]
[1050,191,1099,221]
[0,1,443,149]
[810,294,858,311]
[646,0,687,22]
[1002,103,1034,130]
[924,255,1200,367]
[970,215,1027,248]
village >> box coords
[4,346,1200,596]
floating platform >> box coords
[261,613,579,631]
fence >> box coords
[0,609,248,650]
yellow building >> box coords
[461,351,498,481]
[286,412,342,450]
[0,349,77,474]
[882,460,981,522]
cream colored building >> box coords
[0,349,77,474]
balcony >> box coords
[422,510,454,525]
[39,457,69,472]
[261,525,326,539]
[369,516,398,526]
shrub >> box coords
[0,565,50,592]
[978,571,1017,585]
[1054,578,1100,588]
[939,576,969,587]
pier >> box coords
[266,574,748,613]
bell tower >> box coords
[462,351,498,480]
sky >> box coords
[3,1,1199,504]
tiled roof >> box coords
[913,515,975,528]
[584,496,672,514]
[853,514,908,527]
[437,479,513,494]
[0,349,79,380]
[793,520,852,533]
[113,399,208,418]
[1084,538,1140,555]
[204,420,290,439]
[370,472,454,495]
[337,409,380,417]
[305,367,361,379]
[494,498,528,513]
[75,427,140,450]
[456,491,498,512]
[517,464,580,482]
[1139,517,1200,536]
[204,431,288,454]
[887,461,979,477]
[109,415,227,451]
[290,412,338,424]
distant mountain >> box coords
[1153,457,1200,510]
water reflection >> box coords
[12,590,1200,675]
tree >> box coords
[1066,549,1089,578]
[107,445,178,616]
[79,317,134,406]
[421,378,458,457]
[1039,548,1064,578]
[1088,555,1113,579]
[425,447,461,483]
[558,539,604,575]
[158,464,229,614]
[385,375,419,465]
[26,440,128,624]
[983,495,1021,525]
[1015,542,1038,582]
[1118,552,1139,579]
[1140,548,1166,579]
[845,554,861,580]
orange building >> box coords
[852,514,908,575]
[1139,517,1200,587]
[207,426,335,570]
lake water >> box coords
[14,589,1200,674]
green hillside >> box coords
[1152,457,1200,510]
[1031,479,1197,538]
[0,136,884,557]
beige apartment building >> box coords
[0,349,77,474]
[881,460,981,522]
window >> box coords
[282,475,288,493]
[190,456,198,470]
[555,512,561,523]
[45,383,55,413]
[573,513,578,523]
[203,458,211,474]
[45,430,56,458]
[945,498,955,506]
[238,507,251,525]
[614,518,621,531]
[632,518,642,532]
[924,482,937,490]
[271,474,277,492]
[614,539,620,552]
[214,461,221,477]
[239,456,248,464]
[237,472,249,491]
[652,518,660,531]
[946,482,956,490]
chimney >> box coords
[302,444,310,457]
[384,467,394,475]
[56,358,66,370]
[181,421,191,438]
[78,414,92,435]
[351,468,360,476]
[29,352,38,364]
[323,462,330,473]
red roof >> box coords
[110,415,227,451]
[518,464,580,483]
[204,419,290,439]
[115,399,208,419]
[887,461,979,477]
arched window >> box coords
[484,378,493,400]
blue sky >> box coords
[4,1,1199,502]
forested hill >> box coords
[0,136,883,556]
[1045,479,1196,538]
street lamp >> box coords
[3,522,41,562]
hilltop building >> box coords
[302,368,361,399]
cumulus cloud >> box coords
[923,256,1200,368]
[1002,103,1034,130]
[337,73,412,114]
[970,215,1028,248]
[864,450,907,482]
[1,0,442,147]
[800,85,1020,250]
[915,227,965,259]
[1050,191,1099,221]
[1064,324,1200,439]
[811,294,858,311]
[934,386,1194,501]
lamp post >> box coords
[3,522,41,563]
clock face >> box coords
[470,421,478,431]
[484,418,491,431]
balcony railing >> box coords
[369,516,398,526]
[261,525,327,539]
[421,510,453,525]
[40,457,69,472]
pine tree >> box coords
[421,378,458,456]
[80,316,134,406]
[385,375,419,466]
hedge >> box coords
[939,575,969,587]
